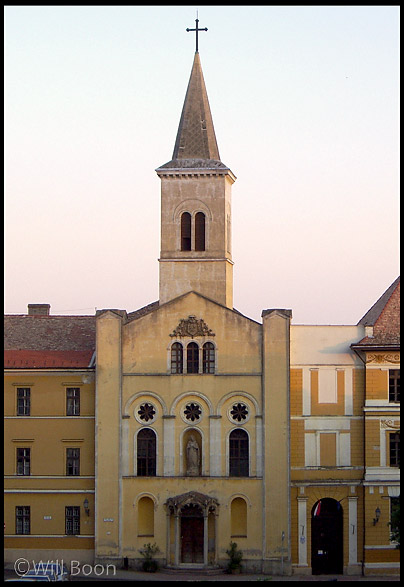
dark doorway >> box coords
[180,504,204,563]
[311,498,343,575]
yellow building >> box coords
[4,42,399,577]
[4,304,96,564]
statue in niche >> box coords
[186,435,200,476]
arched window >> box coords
[195,212,206,251]
[203,342,215,374]
[138,496,154,536]
[181,212,191,251]
[171,342,183,374]
[229,429,249,477]
[137,429,156,477]
[231,497,247,537]
[187,342,199,374]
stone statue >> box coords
[186,435,200,476]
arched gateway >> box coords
[165,491,219,567]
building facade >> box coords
[4,46,399,576]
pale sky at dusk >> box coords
[5,5,399,324]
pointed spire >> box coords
[157,52,230,171]
[173,52,220,161]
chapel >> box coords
[4,21,399,577]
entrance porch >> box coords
[165,491,219,569]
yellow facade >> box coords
[3,42,399,578]
[4,370,95,564]
[93,293,291,573]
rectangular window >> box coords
[65,506,80,535]
[17,388,31,416]
[389,370,400,403]
[389,432,400,467]
[66,387,80,416]
[66,448,80,476]
[16,448,31,476]
[16,506,30,535]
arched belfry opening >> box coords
[165,491,219,568]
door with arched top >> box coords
[180,504,204,563]
[311,498,343,574]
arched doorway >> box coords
[180,504,204,563]
[165,491,219,568]
[311,498,343,575]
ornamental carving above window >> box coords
[170,315,215,339]
[137,403,156,423]
[184,402,202,422]
[230,402,249,422]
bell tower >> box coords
[156,31,236,309]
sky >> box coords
[4,5,399,324]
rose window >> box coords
[184,402,202,422]
[137,402,156,422]
[230,402,248,422]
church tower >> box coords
[156,46,236,309]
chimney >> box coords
[28,304,51,316]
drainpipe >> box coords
[352,347,366,577]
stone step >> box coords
[163,566,225,576]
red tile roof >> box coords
[354,277,400,349]
[4,350,94,369]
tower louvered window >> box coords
[195,212,206,251]
[181,212,192,251]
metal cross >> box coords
[186,15,208,53]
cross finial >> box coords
[186,13,208,53]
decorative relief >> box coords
[380,419,400,430]
[366,353,400,364]
[170,315,215,338]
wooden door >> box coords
[181,516,204,563]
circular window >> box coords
[229,402,249,424]
[135,402,157,424]
[182,401,203,423]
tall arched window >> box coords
[203,342,215,374]
[171,342,183,374]
[195,212,206,251]
[181,212,191,251]
[137,429,156,477]
[187,342,199,374]
[229,429,249,477]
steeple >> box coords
[172,51,220,162]
[156,32,236,309]
[158,52,229,171]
